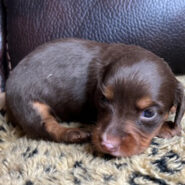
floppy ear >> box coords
[157,81,185,138]
[173,81,185,127]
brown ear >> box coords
[157,81,185,138]
[173,81,185,127]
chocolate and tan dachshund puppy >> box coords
[6,39,185,157]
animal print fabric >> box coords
[0,76,185,185]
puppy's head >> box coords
[92,45,185,157]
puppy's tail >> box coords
[0,92,6,110]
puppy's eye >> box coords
[101,95,109,104]
[141,109,156,119]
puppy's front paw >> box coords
[157,121,181,138]
[63,128,91,143]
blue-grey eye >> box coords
[141,109,156,119]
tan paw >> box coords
[157,121,181,138]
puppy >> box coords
[6,39,185,157]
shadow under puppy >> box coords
[6,39,185,157]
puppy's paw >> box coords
[63,128,91,143]
[157,121,181,138]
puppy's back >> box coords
[5,39,102,122]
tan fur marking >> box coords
[32,102,52,120]
[32,101,90,143]
[136,97,152,110]
[32,102,63,141]
[103,86,114,100]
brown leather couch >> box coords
[1,0,185,92]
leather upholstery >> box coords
[0,2,5,91]
[4,0,185,74]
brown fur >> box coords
[5,38,185,157]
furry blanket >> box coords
[0,76,185,185]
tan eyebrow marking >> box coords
[136,97,153,109]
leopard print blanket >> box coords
[0,76,185,185]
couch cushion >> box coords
[4,0,185,74]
